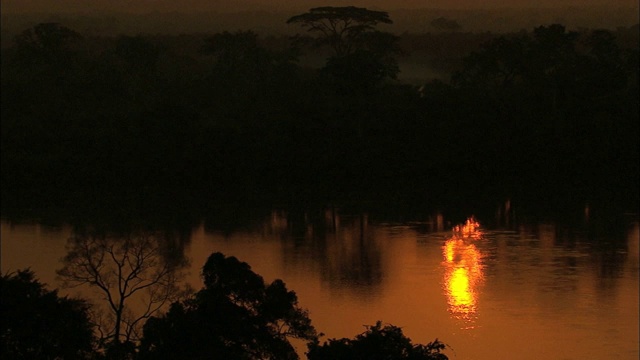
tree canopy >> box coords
[307,321,448,360]
[139,252,318,359]
[0,269,95,359]
[287,6,393,57]
[288,6,401,86]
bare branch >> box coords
[57,230,187,347]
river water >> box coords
[1,206,638,359]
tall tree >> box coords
[287,6,393,57]
[288,7,401,87]
[57,229,188,355]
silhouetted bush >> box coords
[307,321,448,360]
[0,269,95,359]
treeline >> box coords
[2,5,638,39]
[1,19,638,215]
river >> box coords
[1,204,638,359]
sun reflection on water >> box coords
[443,217,485,329]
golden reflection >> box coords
[443,217,484,329]
[452,216,482,239]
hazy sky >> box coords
[3,0,638,13]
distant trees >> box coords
[430,17,461,32]
[57,229,188,356]
[288,7,401,86]
[114,35,161,73]
[12,22,84,68]
[321,30,402,87]
[0,20,637,213]
[139,252,318,359]
[0,269,95,359]
[453,34,528,89]
[452,24,635,118]
[448,24,639,204]
[287,6,393,57]
[454,24,632,93]
[200,30,301,124]
[307,321,448,360]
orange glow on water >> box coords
[443,217,485,328]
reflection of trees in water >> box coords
[539,221,630,288]
[320,214,383,291]
[482,218,635,302]
[269,209,386,296]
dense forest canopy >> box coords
[1,8,638,219]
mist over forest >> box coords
[3,0,638,83]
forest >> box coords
[2,8,638,221]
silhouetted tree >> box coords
[0,269,95,359]
[139,252,317,360]
[307,321,448,360]
[287,6,393,57]
[57,229,188,355]
[288,7,400,86]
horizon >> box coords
[2,0,639,14]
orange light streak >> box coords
[443,217,485,328]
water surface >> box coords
[2,209,638,359]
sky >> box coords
[3,0,638,13]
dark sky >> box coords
[3,0,638,13]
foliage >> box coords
[321,31,402,86]
[200,30,301,122]
[307,321,448,360]
[0,269,95,359]
[453,24,632,98]
[139,252,317,360]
